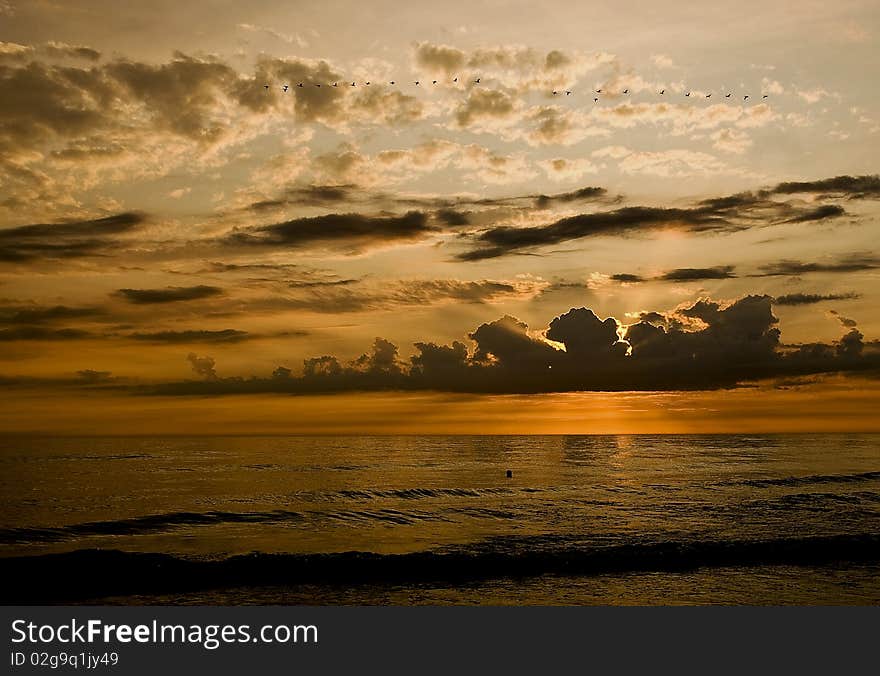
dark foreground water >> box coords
[0,434,878,604]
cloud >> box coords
[650,54,675,69]
[225,211,436,252]
[771,175,880,199]
[186,353,217,379]
[538,158,599,181]
[711,128,752,154]
[146,295,879,396]
[0,212,145,262]
[757,255,880,277]
[454,175,871,260]
[115,285,224,304]
[773,292,861,306]
[129,329,250,343]
[277,277,549,313]
[458,205,732,260]
[0,326,93,341]
[784,204,846,223]
[608,266,736,283]
[659,266,737,281]
[43,41,101,61]
[0,304,103,325]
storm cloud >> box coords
[147,295,879,396]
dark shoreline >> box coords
[3,533,879,604]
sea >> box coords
[1,434,878,605]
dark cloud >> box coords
[146,295,879,396]
[0,212,145,262]
[0,304,103,325]
[771,175,880,199]
[784,204,846,223]
[0,326,92,341]
[773,292,861,306]
[459,206,731,260]
[75,369,113,382]
[115,285,223,304]
[129,329,250,343]
[534,187,607,209]
[435,208,470,226]
[456,177,869,260]
[756,255,880,277]
[246,185,354,212]
[225,211,435,251]
[659,266,737,281]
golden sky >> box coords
[0,0,878,433]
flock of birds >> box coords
[262,78,771,102]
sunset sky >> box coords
[1,0,878,434]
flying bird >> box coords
[685,92,691,97]
[432,80,438,84]
[333,82,338,87]
[725,93,732,98]
[565,90,572,95]
[593,97,599,102]
[595,88,602,93]
[453,77,458,82]
[415,81,420,85]
[706,93,712,98]
[282,84,289,92]
[659,89,665,94]
[297,83,304,88]
[389,81,395,85]
[474,77,481,83]
[762,94,769,99]
[315,83,321,87]
[743,95,749,100]
[552,90,558,95]
[623,89,629,94]
[263,84,270,90]
[350,82,356,86]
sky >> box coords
[0,0,878,434]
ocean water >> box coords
[0,434,878,604]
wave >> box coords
[1,533,878,603]
[0,507,450,545]
[734,470,880,488]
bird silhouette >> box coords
[432,80,438,84]
[474,78,481,83]
[282,84,289,92]
[565,90,572,95]
[762,94,769,99]
[350,82,356,86]
[264,84,270,90]
[623,89,629,94]
[315,83,321,87]
[297,83,304,88]
[333,82,338,87]
[593,97,599,102]
[552,90,558,95]
[725,93,732,98]
[706,93,712,98]
[453,77,458,82]
[743,95,749,100]
[686,92,691,97]
[596,88,602,93]
[660,89,665,94]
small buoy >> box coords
[506,470,513,479]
